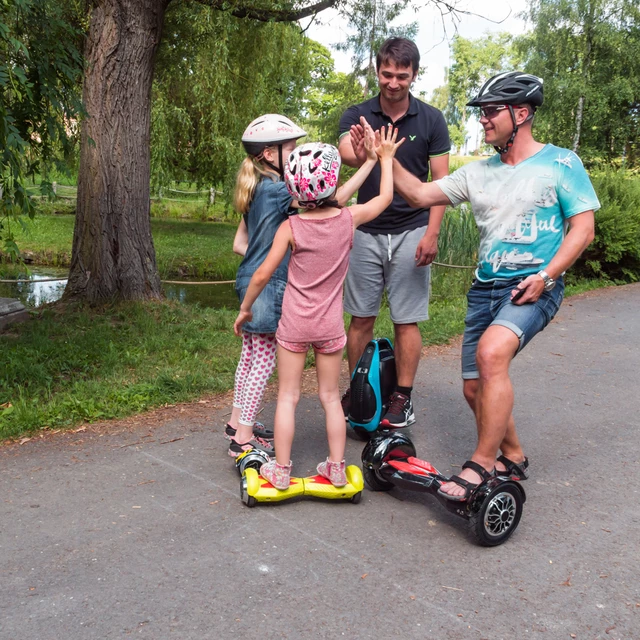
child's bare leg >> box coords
[273,345,306,465]
[229,406,242,429]
[315,349,346,462]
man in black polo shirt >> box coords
[338,37,450,427]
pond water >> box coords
[0,267,239,310]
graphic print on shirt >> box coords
[436,145,600,282]
[479,153,578,278]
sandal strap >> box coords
[447,474,475,489]
[443,474,476,500]
[497,455,529,478]
[461,460,494,482]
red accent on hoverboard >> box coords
[388,457,440,476]
[307,476,333,485]
[388,459,429,475]
[406,457,439,475]
[260,478,301,489]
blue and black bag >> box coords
[348,338,397,440]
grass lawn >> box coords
[3,213,242,280]
[0,289,470,441]
[0,208,616,442]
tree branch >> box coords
[188,0,342,22]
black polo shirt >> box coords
[338,93,450,234]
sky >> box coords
[302,0,531,150]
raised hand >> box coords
[349,122,367,164]
[376,123,405,159]
[362,118,377,161]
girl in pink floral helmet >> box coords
[284,142,342,206]
[234,122,404,490]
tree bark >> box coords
[65,0,167,302]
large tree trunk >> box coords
[65,0,167,302]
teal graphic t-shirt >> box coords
[436,144,600,281]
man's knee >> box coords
[349,315,376,334]
[476,327,519,375]
[394,322,419,336]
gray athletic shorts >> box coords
[344,226,431,324]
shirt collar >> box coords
[372,93,419,118]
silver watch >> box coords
[537,270,556,291]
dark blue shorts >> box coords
[461,276,565,379]
[235,276,286,334]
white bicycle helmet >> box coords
[284,143,342,204]
[241,114,307,157]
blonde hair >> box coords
[233,156,278,214]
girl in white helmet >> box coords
[234,121,404,490]
[226,114,307,459]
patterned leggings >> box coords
[233,332,278,426]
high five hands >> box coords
[357,117,405,162]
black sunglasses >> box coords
[479,105,509,118]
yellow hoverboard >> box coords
[240,465,364,507]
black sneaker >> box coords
[341,389,351,422]
[228,435,275,458]
[225,421,274,441]
[380,392,415,428]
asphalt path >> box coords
[1,284,639,639]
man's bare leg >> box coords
[346,315,376,374]
[463,378,525,470]
[440,325,520,498]
[394,322,422,388]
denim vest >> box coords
[235,178,294,333]
[236,178,292,283]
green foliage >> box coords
[0,301,241,439]
[573,170,640,281]
[425,79,466,151]
[518,0,640,165]
[0,287,470,440]
[333,0,418,94]
[303,40,364,144]
[150,5,323,203]
[0,0,84,255]
[431,33,517,152]
[152,219,242,280]
[437,204,479,267]
[1,212,243,279]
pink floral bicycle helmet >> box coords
[284,143,342,203]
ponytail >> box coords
[233,156,278,214]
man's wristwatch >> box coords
[537,270,556,291]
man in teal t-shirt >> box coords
[393,72,598,500]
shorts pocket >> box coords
[538,284,564,324]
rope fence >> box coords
[0,262,475,285]
[26,183,224,204]
[0,277,237,284]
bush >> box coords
[572,170,640,283]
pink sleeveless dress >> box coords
[276,208,353,343]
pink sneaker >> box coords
[260,460,292,490]
[317,458,347,487]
